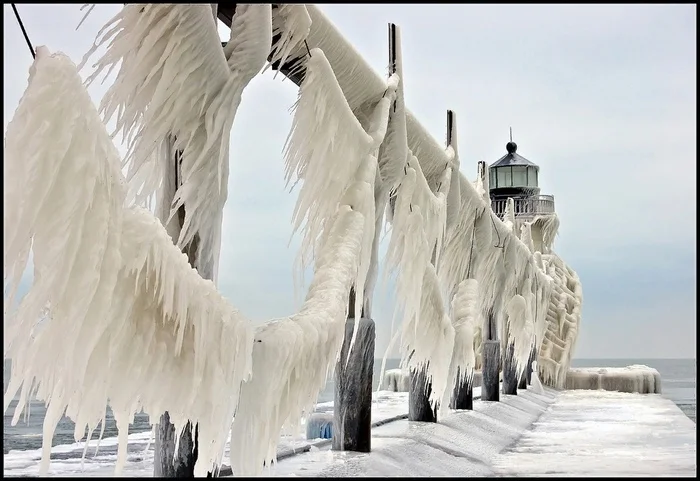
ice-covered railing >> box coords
[3,44,398,478]
[3,47,254,477]
[538,253,583,388]
[3,4,583,478]
[284,5,578,389]
[284,5,454,188]
[229,48,400,476]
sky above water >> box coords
[3,4,696,359]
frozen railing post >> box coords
[482,310,500,401]
[479,160,500,402]
[518,346,536,389]
[409,240,441,423]
[447,110,473,411]
[526,345,537,385]
[154,145,203,477]
[333,19,408,453]
[409,365,438,422]
[450,367,474,410]
[518,362,528,389]
[502,341,518,395]
[333,287,375,452]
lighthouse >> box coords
[488,138,557,253]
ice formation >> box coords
[538,253,583,388]
[3,48,253,476]
[442,279,481,411]
[79,4,273,281]
[385,151,455,410]
[565,365,662,394]
[3,4,585,477]
[380,368,411,392]
[266,4,312,77]
[229,49,399,476]
[229,205,365,476]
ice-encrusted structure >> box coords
[538,253,583,388]
[565,365,662,393]
[79,4,276,281]
[229,49,399,476]
[3,48,253,477]
[3,3,584,477]
[381,369,411,392]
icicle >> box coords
[230,206,366,476]
[284,47,372,287]
[441,278,480,415]
[80,5,273,283]
[265,4,312,77]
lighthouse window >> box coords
[527,167,538,187]
[490,168,497,188]
[497,167,511,187]
[512,166,527,188]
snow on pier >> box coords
[272,389,695,478]
[492,389,696,477]
[6,387,694,477]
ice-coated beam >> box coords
[217,4,453,186]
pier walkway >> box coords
[3,388,696,477]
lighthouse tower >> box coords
[488,138,556,253]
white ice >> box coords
[492,390,696,477]
[2,391,410,478]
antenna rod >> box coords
[509,126,512,142]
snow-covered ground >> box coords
[266,389,696,477]
[492,389,697,477]
[3,388,696,477]
[2,390,412,477]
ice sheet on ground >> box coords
[492,389,697,477]
[2,391,409,477]
[268,388,558,477]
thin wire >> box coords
[11,4,35,59]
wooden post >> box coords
[154,145,212,477]
[333,20,405,451]
[333,288,375,452]
[450,367,473,410]
[526,346,537,385]
[519,345,536,389]
[518,366,528,390]
[482,309,500,402]
[502,342,518,395]
[445,109,473,411]
[409,365,437,422]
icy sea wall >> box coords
[566,365,662,394]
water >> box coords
[3,358,694,456]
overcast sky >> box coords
[3,4,696,359]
